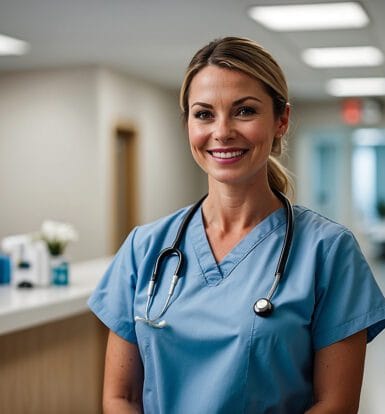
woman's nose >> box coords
[212,118,234,143]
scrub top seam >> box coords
[298,207,348,230]
[241,313,258,414]
[190,225,219,286]
[189,206,224,285]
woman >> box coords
[88,37,385,413]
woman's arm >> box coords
[305,329,367,414]
[103,330,144,414]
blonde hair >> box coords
[179,36,293,196]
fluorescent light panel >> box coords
[0,33,29,56]
[248,2,369,31]
[327,78,385,97]
[302,46,384,67]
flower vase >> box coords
[50,255,69,286]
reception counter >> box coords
[0,257,112,414]
[0,257,111,335]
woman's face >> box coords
[187,65,289,187]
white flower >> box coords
[41,220,78,243]
[40,220,78,255]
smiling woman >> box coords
[180,36,291,199]
[88,37,385,414]
[186,66,289,192]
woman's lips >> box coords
[207,148,248,162]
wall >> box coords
[96,68,205,254]
[0,67,205,261]
[0,68,103,260]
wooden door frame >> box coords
[110,123,138,253]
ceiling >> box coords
[0,0,384,101]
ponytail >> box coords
[267,156,293,198]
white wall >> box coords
[0,67,204,261]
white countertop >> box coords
[0,257,111,336]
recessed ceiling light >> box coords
[248,2,369,31]
[302,46,384,68]
[0,33,29,56]
[326,78,385,97]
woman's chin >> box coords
[209,173,254,187]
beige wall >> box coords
[0,67,204,261]
[96,68,205,254]
[0,68,102,260]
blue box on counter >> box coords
[0,254,11,284]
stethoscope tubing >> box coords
[135,196,207,327]
[252,190,294,316]
[135,190,294,327]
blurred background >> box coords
[0,0,384,413]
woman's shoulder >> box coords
[293,205,354,244]
[136,204,193,234]
[128,204,194,252]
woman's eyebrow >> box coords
[191,96,262,108]
[191,102,213,109]
[233,96,262,105]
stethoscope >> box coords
[135,190,294,328]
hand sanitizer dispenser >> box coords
[1,235,51,287]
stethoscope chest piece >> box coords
[254,298,273,317]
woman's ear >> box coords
[271,103,290,156]
[276,103,290,137]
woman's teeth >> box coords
[211,150,245,159]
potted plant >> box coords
[40,220,78,285]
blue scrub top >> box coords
[88,205,385,414]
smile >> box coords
[209,149,248,159]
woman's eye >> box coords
[194,110,213,120]
[236,106,256,117]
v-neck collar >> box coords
[189,206,287,286]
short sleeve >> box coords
[312,230,385,350]
[88,227,139,343]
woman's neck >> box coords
[202,178,282,234]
